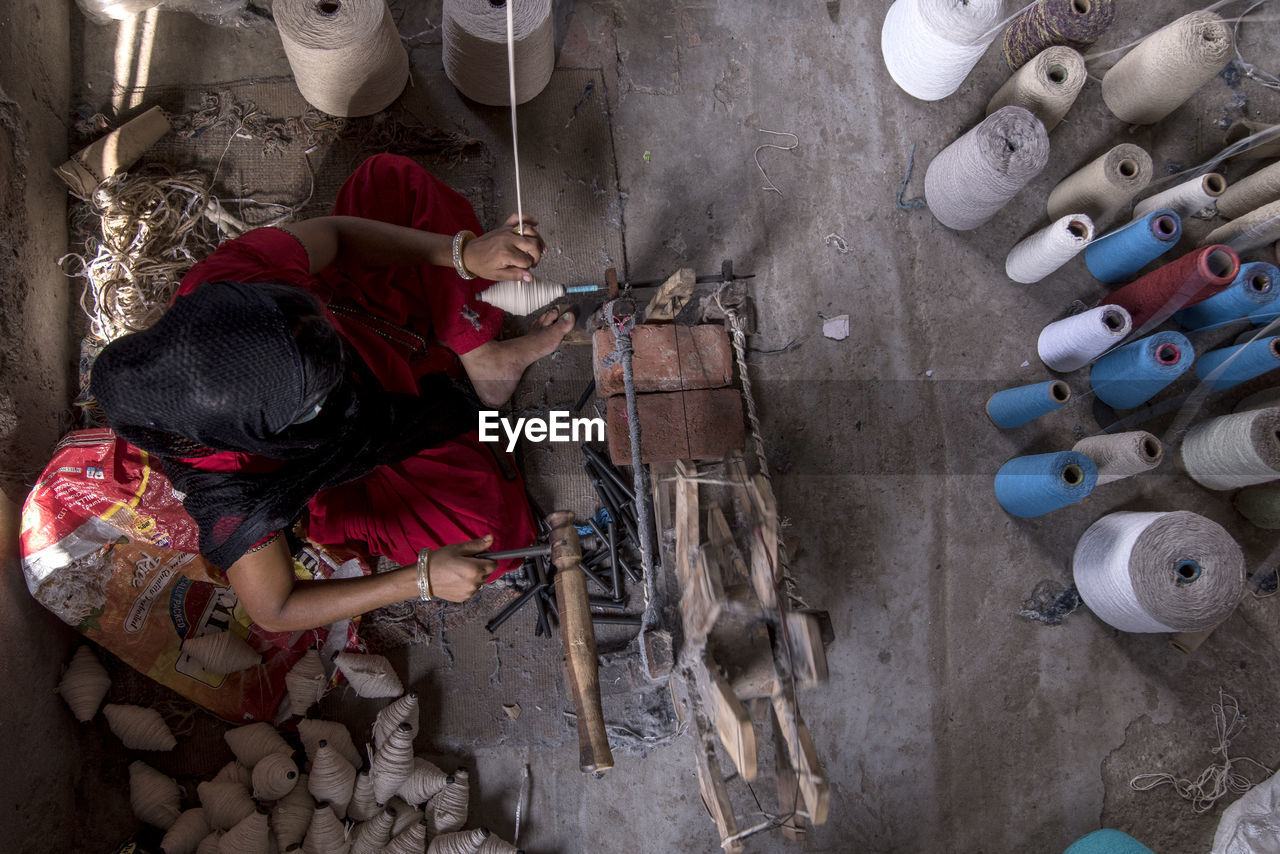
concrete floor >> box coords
[53,0,1280,852]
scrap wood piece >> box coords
[693,655,758,783]
[693,726,745,854]
[770,692,829,826]
[771,712,806,841]
[705,504,751,588]
[724,459,779,611]
[675,460,723,645]
[651,461,677,539]
[784,611,829,686]
[645,267,696,322]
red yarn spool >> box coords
[1101,245,1239,331]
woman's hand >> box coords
[427,534,498,602]
[463,214,546,282]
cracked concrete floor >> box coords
[66,0,1280,851]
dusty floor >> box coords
[53,0,1280,852]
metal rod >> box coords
[607,521,621,601]
[486,583,547,633]
[589,596,629,611]
[590,614,642,627]
[583,445,636,503]
[531,556,552,637]
[476,545,552,561]
[573,379,596,413]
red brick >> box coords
[593,324,733,397]
[606,389,745,464]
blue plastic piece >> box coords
[575,506,615,536]
[1085,210,1183,284]
[1195,336,1280,390]
[1176,261,1280,329]
[1064,829,1156,854]
[994,451,1097,518]
[986,379,1072,428]
[1090,331,1193,409]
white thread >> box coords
[880,0,1005,101]
[1038,305,1133,372]
[506,0,523,234]
[1133,173,1227,220]
[1072,511,1245,633]
[1006,213,1095,283]
[986,45,1086,133]
[1073,430,1163,484]
[442,0,554,106]
[1181,407,1280,490]
[476,278,565,315]
[924,106,1051,231]
[275,0,409,118]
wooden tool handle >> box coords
[548,510,614,773]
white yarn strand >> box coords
[1037,305,1133,372]
[881,0,1005,101]
[1133,173,1227,220]
[1072,511,1245,633]
[1006,213,1095,283]
[506,0,524,235]
[1181,407,1280,490]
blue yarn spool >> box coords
[986,379,1072,428]
[1090,331,1193,409]
[1084,210,1182,284]
[1176,261,1280,329]
[994,451,1097,518]
[1195,336,1280,390]
[1063,830,1155,854]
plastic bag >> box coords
[1214,770,1280,854]
[20,429,366,722]
[76,0,265,28]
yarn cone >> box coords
[212,761,253,788]
[350,806,398,854]
[347,771,379,822]
[370,721,417,805]
[285,649,327,716]
[383,819,429,854]
[271,772,315,850]
[398,757,448,806]
[428,827,490,854]
[476,832,521,854]
[59,645,111,722]
[130,760,182,829]
[197,780,257,831]
[386,797,423,835]
[183,630,261,674]
[219,808,272,854]
[195,833,223,854]
[301,803,349,854]
[298,718,362,769]
[373,692,420,748]
[224,722,292,769]
[428,770,470,836]
[252,751,300,801]
[334,651,403,698]
[308,740,358,819]
[104,704,177,751]
[161,808,211,854]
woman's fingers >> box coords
[504,212,539,231]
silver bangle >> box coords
[452,230,476,280]
[416,548,434,601]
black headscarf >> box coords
[90,280,475,568]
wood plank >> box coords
[770,692,829,825]
[771,713,807,841]
[695,656,757,782]
[705,504,750,588]
[694,731,744,853]
[785,611,829,686]
[650,461,677,540]
[675,460,723,644]
[644,267,696,322]
[724,458,779,610]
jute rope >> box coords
[1101,10,1233,125]
[276,0,410,118]
[443,0,554,106]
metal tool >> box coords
[474,544,552,561]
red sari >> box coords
[173,154,534,579]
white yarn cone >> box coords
[104,704,177,751]
[59,645,111,722]
[298,718,363,769]
[334,652,404,699]
[285,648,327,716]
[1037,305,1133,373]
[129,760,181,829]
[881,0,1004,101]
[225,722,292,769]
[1006,214,1095,283]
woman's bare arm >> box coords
[279,214,545,282]
[225,534,497,633]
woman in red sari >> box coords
[89,154,573,632]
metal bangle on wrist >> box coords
[452,230,477,280]
[416,547,435,601]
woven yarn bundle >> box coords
[880,0,1005,101]
[986,45,1086,132]
[1072,511,1244,633]
[1101,11,1233,125]
[1001,0,1115,71]
[443,0,554,106]
[924,106,1050,230]
[276,0,409,118]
